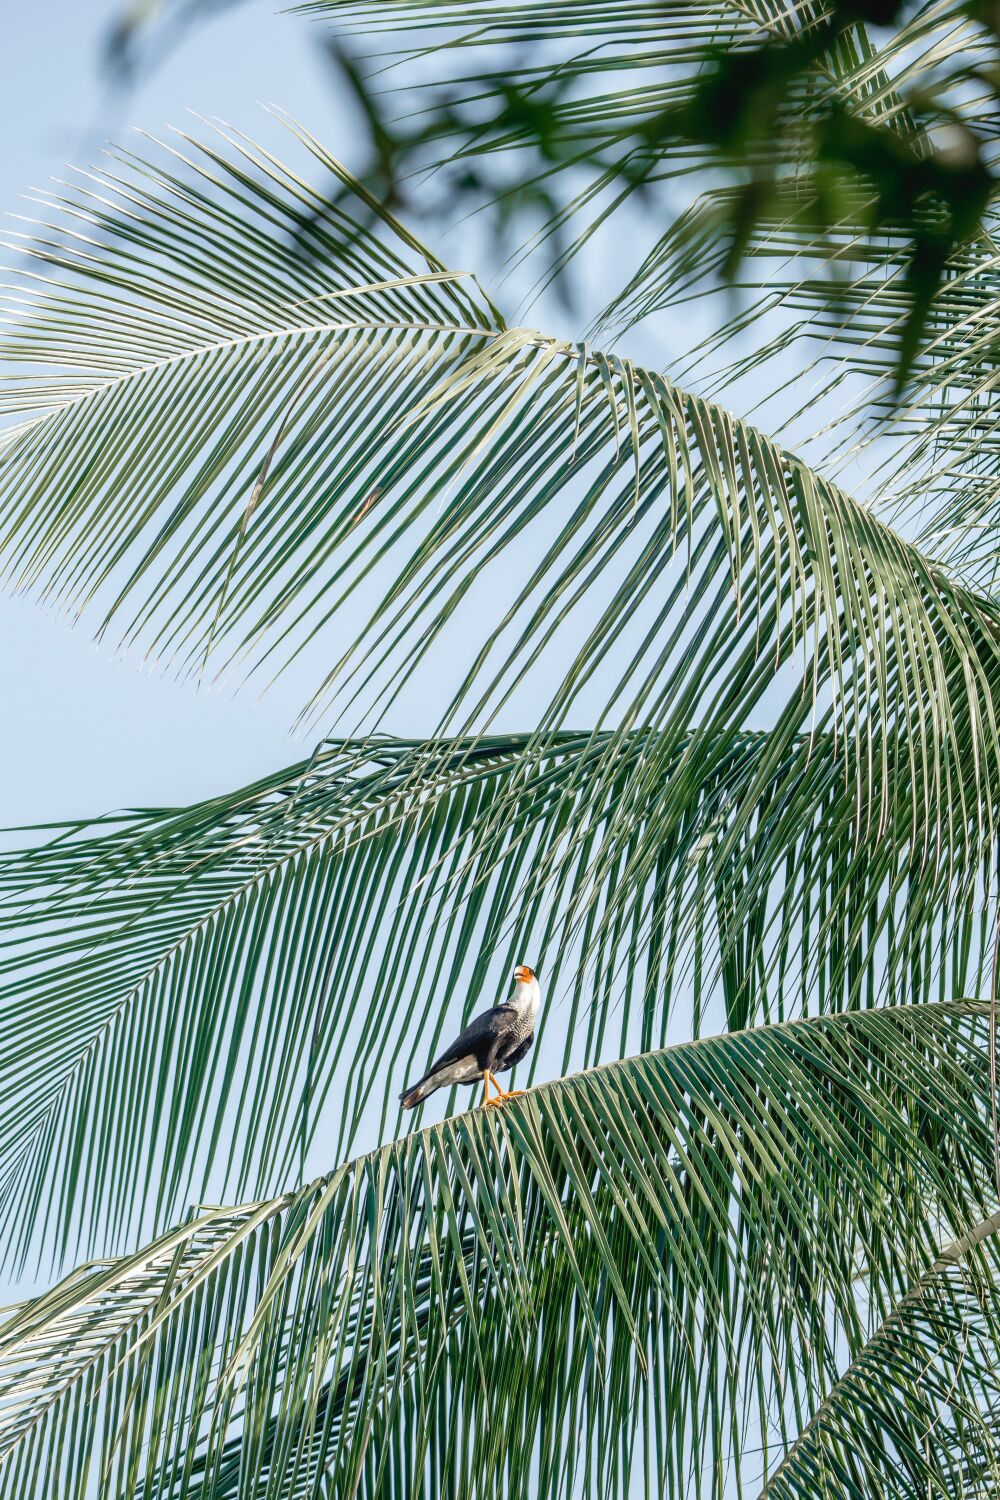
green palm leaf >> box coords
[705,217,1000,597]
[295,0,980,334]
[0,1000,995,1499]
[2,716,994,1269]
[3,124,999,872]
[760,1214,1000,1496]
[282,0,1000,578]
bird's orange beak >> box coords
[514,964,529,982]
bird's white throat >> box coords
[511,976,541,1022]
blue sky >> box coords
[0,1,367,826]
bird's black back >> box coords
[428,1003,512,1073]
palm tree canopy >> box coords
[2,2,1000,1495]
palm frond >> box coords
[295,0,985,335]
[3,123,999,858]
[760,1213,1000,1497]
[288,0,1000,567]
[722,218,1000,597]
[0,1000,996,1499]
[291,0,912,179]
[1,716,993,1269]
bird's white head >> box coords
[512,963,541,1018]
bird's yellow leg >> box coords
[482,1072,508,1107]
[484,1071,517,1108]
[487,1070,525,1102]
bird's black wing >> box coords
[426,1005,507,1073]
[496,1030,534,1072]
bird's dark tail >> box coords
[400,1076,434,1109]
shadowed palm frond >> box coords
[703,216,1000,598]
[590,127,1000,594]
[291,0,912,205]
[290,0,994,507]
[295,0,988,337]
[0,1001,996,1500]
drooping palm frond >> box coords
[1,715,994,1271]
[0,114,498,682]
[0,1000,996,1500]
[3,123,1000,867]
[560,36,1000,589]
[285,0,1000,589]
[714,218,1000,597]
[760,1214,1000,1497]
[291,0,1000,484]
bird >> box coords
[400,964,541,1110]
